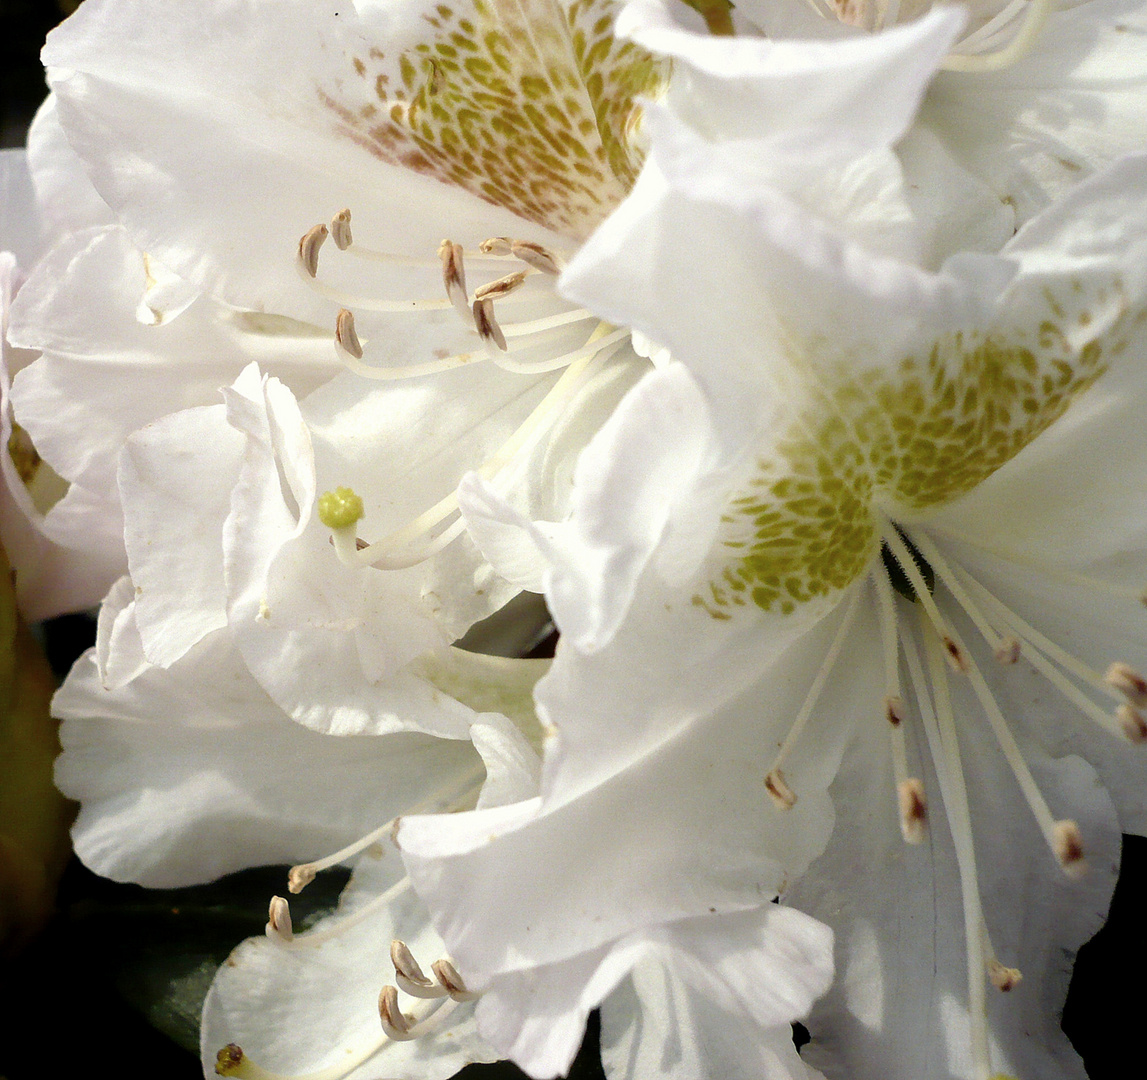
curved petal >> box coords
[53,629,481,887]
[602,960,828,1080]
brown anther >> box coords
[214,1044,246,1077]
[765,768,796,810]
[943,636,968,672]
[473,298,507,352]
[1106,661,1147,707]
[266,895,294,942]
[432,958,480,1001]
[335,308,364,360]
[989,959,1023,992]
[378,985,417,1041]
[474,270,528,302]
[330,208,353,250]
[511,240,562,275]
[897,778,927,845]
[994,637,1021,665]
[1053,820,1087,879]
[392,939,438,998]
[287,863,317,894]
[1117,703,1147,744]
[479,236,513,256]
[885,695,905,727]
[439,240,470,321]
[298,223,328,278]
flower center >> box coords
[701,275,1127,620]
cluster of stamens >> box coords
[762,514,1145,1079]
[298,207,637,573]
[217,768,487,1079]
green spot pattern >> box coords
[321,0,667,240]
[696,283,1134,619]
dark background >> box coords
[1,1,1143,1077]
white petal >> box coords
[8,226,333,495]
[119,404,244,666]
[602,960,827,1080]
[54,628,481,887]
[202,852,496,1080]
[94,575,148,690]
[617,0,964,157]
[25,94,114,244]
[472,713,543,810]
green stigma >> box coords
[318,486,365,530]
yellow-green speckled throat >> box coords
[321,0,668,240]
[696,277,1139,619]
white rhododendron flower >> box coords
[442,4,1147,1078]
[15,0,1147,1078]
[10,0,672,734]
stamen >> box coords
[1053,820,1087,879]
[439,240,472,325]
[765,590,862,808]
[335,308,364,360]
[487,324,630,375]
[500,307,596,338]
[1106,662,1147,708]
[215,1041,388,1080]
[474,297,508,353]
[981,922,1023,992]
[391,939,446,999]
[510,240,562,275]
[330,209,352,251]
[874,565,927,843]
[473,269,529,302]
[952,568,1139,742]
[285,876,414,950]
[880,521,967,672]
[288,769,483,894]
[266,896,294,943]
[432,958,479,1002]
[989,958,1023,992]
[908,622,993,1080]
[378,985,418,1041]
[908,530,1018,664]
[947,620,1088,878]
[764,768,797,810]
[898,777,928,845]
[942,0,1051,73]
[479,237,513,256]
[298,224,328,279]
[1117,704,1147,744]
[289,820,411,894]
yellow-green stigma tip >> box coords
[989,1074,1021,1080]
[318,486,365,529]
